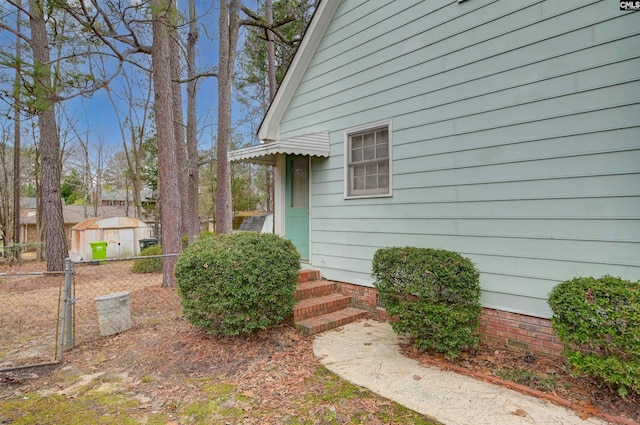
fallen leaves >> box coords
[512,408,527,417]
[577,403,600,420]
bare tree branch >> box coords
[240,3,295,28]
[0,20,32,44]
[240,5,295,28]
[239,2,296,45]
[55,61,123,102]
[174,69,218,84]
[61,0,152,60]
[4,0,33,19]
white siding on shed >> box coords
[277,0,640,318]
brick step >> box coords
[293,293,351,322]
[295,307,367,335]
[297,269,321,283]
[295,280,338,301]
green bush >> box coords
[373,247,481,359]
[131,244,163,273]
[175,232,300,336]
[200,230,216,239]
[548,276,640,396]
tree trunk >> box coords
[12,4,22,263]
[169,1,188,242]
[122,130,142,218]
[34,147,43,261]
[30,0,67,271]
[132,147,143,219]
[152,0,182,287]
[0,144,11,259]
[266,0,277,101]
[215,0,240,235]
[93,142,102,217]
[186,0,200,243]
[265,0,276,217]
[79,136,90,218]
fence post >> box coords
[63,257,74,350]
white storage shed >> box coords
[70,216,152,261]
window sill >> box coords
[344,193,393,200]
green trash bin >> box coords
[89,241,108,264]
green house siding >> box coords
[277,0,640,318]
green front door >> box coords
[285,155,310,261]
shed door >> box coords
[285,156,310,261]
[104,229,119,258]
[119,228,135,257]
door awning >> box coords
[228,131,330,165]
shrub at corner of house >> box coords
[548,275,640,397]
[372,247,481,359]
[175,232,301,336]
[131,244,163,273]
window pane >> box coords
[353,176,364,190]
[363,146,375,160]
[376,129,388,144]
[378,161,388,174]
[352,147,363,162]
[376,143,388,159]
[364,163,377,176]
[378,174,389,189]
[364,132,375,147]
[353,164,365,177]
[366,176,377,189]
[291,158,309,208]
[352,135,363,149]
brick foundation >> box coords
[333,280,564,358]
[479,308,564,357]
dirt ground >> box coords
[1,259,638,424]
[0,316,436,424]
[0,259,435,424]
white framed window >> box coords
[344,120,392,198]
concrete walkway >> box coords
[313,319,607,425]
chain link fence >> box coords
[69,256,181,348]
[1,255,182,371]
[0,270,65,370]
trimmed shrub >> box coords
[175,232,300,336]
[548,276,640,396]
[373,247,481,359]
[131,244,163,273]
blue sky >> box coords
[63,0,262,157]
